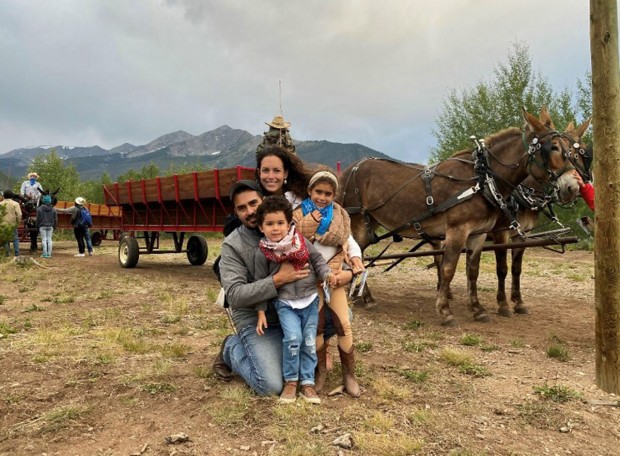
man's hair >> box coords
[3,190,15,199]
[256,195,293,226]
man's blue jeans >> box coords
[85,229,93,253]
[220,305,346,396]
[4,228,19,256]
[274,297,319,385]
[222,323,284,397]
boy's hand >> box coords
[328,273,338,288]
[256,312,268,336]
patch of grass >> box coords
[460,333,483,346]
[0,321,18,336]
[510,338,525,348]
[357,341,373,353]
[459,364,491,377]
[362,411,395,433]
[53,295,75,304]
[440,348,473,367]
[373,377,411,402]
[402,319,424,331]
[193,366,212,379]
[407,408,432,425]
[480,343,500,352]
[104,328,151,354]
[209,385,251,425]
[40,403,90,433]
[4,394,23,404]
[355,432,423,456]
[0,295,5,305]
[159,343,190,358]
[402,369,429,383]
[141,382,177,395]
[517,400,565,428]
[547,344,570,362]
[533,383,582,403]
[23,303,45,313]
[403,341,437,353]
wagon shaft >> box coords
[364,236,578,262]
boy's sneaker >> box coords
[279,382,298,404]
[74,253,85,257]
[299,385,321,404]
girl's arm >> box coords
[293,207,321,239]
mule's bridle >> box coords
[523,130,577,182]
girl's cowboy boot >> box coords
[338,346,361,397]
[315,344,328,393]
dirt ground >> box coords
[0,237,617,456]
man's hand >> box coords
[350,256,365,275]
[273,262,310,288]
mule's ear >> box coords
[565,121,576,133]
[523,107,546,134]
[539,106,555,129]
[574,117,592,139]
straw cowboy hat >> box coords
[28,172,39,179]
[75,197,87,206]
[266,115,291,130]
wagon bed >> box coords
[102,166,255,267]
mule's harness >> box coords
[343,130,576,245]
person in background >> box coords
[0,190,22,257]
[572,170,595,211]
[36,195,58,258]
[20,172,44,205]
[69,197,91,257]
[256,115,296,157]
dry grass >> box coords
[0,239,611,455]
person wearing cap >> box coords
[20,172,44,205]
[0,190,22,257]
[36,195,58,259]
[62,197,91,257]
[213,180,353,396]
[256,115,296,157]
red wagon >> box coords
[103,166,255,268]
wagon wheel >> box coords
[186,235,208,266]
[91,231,103,247]
[119,236,140,268]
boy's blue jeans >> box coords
[274,296,319,385]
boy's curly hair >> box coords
[256,195,293,227]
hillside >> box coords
[0,126,392,180]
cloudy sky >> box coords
[0,0,601,163]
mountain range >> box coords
[0,126,392,181]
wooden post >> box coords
[591,0,620,393]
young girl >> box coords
[293,169,361,397]
[254,195,335,404]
